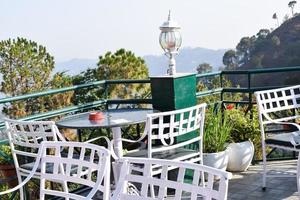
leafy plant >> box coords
[0,38,73,119]
[203,106,232,153]
[226,105,262,159]
[0,145,13,164]
[226,106,260,142]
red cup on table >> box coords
[89,112,104,121]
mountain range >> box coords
[54,47,227,76]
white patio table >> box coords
[56,108,154,159]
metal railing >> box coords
[0,66,300,147]
[0,79,152,144]
[197,66,300,106]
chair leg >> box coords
[103,162,110,200]
[17,174,25,200]
[112,161,119,185]
[62,181,69,200]
[297,154,300,197]
[199,156,205,186]
[262,143,267,191]
[150,184,155,198]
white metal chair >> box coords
[255,85,300,193]
[0,141,111,200]
[112,157,231,200]
[39,141,111,200]
[4,118,110,199]
[113,103,207,177]
[4,119,65,199]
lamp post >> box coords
[151,10,196,112]
[159,11,182,76]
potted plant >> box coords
[203,106,232,171]
[0,144,17,187]
[226,105,261,172]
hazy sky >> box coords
[0,0,295,61]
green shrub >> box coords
[226,105,262,159]
[203,106,232,153]
[0,145,13,164]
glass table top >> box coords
[56,108,154,129]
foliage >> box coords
[0,145,13,164]
[226,106,260,142]
[0,38,73,118]
[223,50,238,70]
[196,63,212,74]
[0,184,11,200]
[288,1,297,16]
[203,106,232,153]
[197,77,242,105]
[97,49,149,101]
[72,68,103,105]
[0,38,54,96]
[72,49,149,107]
[43,72,74,112]
[222,15,300,87]
[226,105,262,159]
[236,36,257,66]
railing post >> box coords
[248,72,253,119]
[104,81,109,110]
[220,72,223,103]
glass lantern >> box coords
[159,11,182,75]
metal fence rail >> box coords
[0,66,300,146]
[0,79,152,143]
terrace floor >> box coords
[228,160,299,200]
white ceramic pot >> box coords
[226,140,254,172]
[203,150,228,171]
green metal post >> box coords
[220,72,224,104]
[248,73,253,119]
[104,82,109,110]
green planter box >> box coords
[150,73,197,148]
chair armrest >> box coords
[266,120,300,145]
[84,136,111,146]
[268,121,300,131]
[0,144,43,195]
[110,132,148,160]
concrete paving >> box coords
[228,160,299,200]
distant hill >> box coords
[144,47,227,76]
[55,47,226,76]
[241,15,300,69]
[237,15,300,86]
[55,58,97,75]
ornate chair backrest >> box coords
[255,85,300,124]
[146,103,206,157]
[255,85,300,138]
[5,119,65,172]
[39,141,111,200]
[113,157,230,200]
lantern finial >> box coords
[168,10,171,21]
[159,11,182,76]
